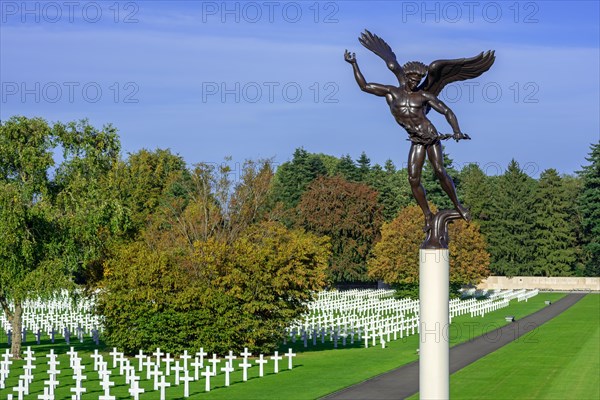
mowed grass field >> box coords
[0,293,575,399]
[443,293,600,400]
[189,292,568,399]
[407,293,600,400]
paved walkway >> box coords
[321,293,587,400]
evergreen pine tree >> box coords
[356,151,371,181]
[458,163,493,222]
[531,169,578,276]
[384,159,396,173]
[335,154,360,181]
[577,142,600,276]
[366,164,412,221]
[271,148,327,208]
[486,160,537,276]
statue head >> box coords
[403,61,427,90]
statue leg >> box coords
[408,143,433,230]
[427,142,471,221]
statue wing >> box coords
[419,51,496,96]
[358,30,405,84]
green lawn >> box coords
[443,294,600,400]
[0,293,569,399]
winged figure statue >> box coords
[345,30,495,233]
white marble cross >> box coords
[128,379,145,400]
[109,347,119,369]
[191,356,203,380]
[91,349,102,371]
[100,373,115,396]
[240,347,252,361]
[151,364,162,391]
[118,356,129,376]
[0,362,10,389]
[285,348,296,369]
[196,348,207,366]
[173,360,183,385]
[239,358,252,381]
[208,354,220,376]
[70,375,87,400]
[180,350,192,371]
[135,349,145,372]
[255,354,268,377]
[143,356,154,380]
[23,346,35,362]
[180,369,193,397]
[66,347,77,368]
[224,350,237,367]
[124,365,136,385]
[17,372,31,396]
[43,374,59,397]
[163,353,174,375]
[12,379,27,400]
[46,350,60,377]
[2,349,13,364]
[221,361,234,387]
[201,366,212,392]
[153,347,164,366]
[36,386,52,400]
[270,351,282,373]
[157,374,171,400]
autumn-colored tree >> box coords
[367,204,423,286]
[296,175,383,283]
[98,158,330,355]
[98,221,329,355]
[368,204,490,294]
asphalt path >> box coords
[321,293,587,400]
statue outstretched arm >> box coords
[345,50,391,97]
[423,93,468,139]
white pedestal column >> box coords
[419,249,450,400]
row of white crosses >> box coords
[462,289,539,303]
[1,346,296,399]
[469,298,510,317]
[1,290,103,346]
[289,289,539,348]
[517,289,539,302]
[286,290,421,349]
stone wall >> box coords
[477,276,600,291]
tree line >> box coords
[1,116,598,357]
[271,146,599,279]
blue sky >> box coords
[1,1,598,176]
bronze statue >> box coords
[345,30,495,245]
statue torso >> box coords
[386,87,438,144]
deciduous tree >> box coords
[368,204,490,295]
[0,117,123,357]
[297,175,383,282]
